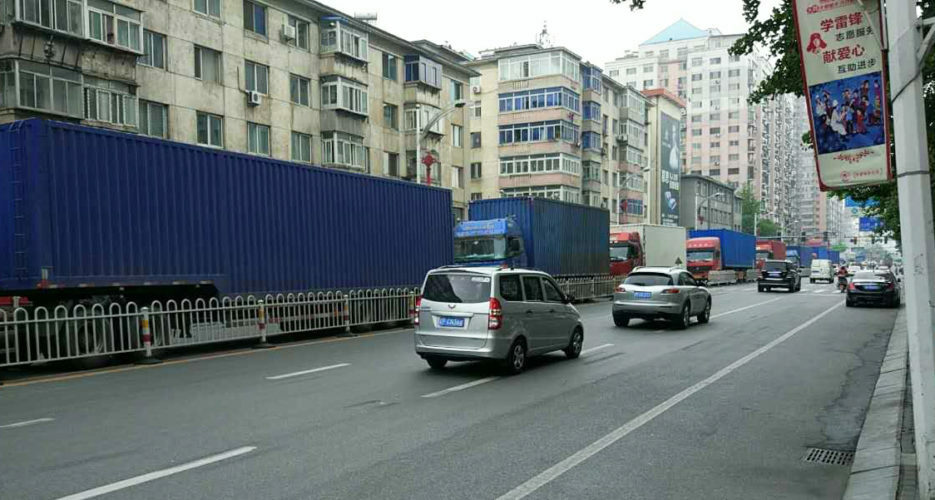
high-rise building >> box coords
[466,44,650,224]
[0,0,477,217]
[605,19,800,229]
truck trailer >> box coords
[686,229,757,285]
[609,224,686,276]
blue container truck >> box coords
[686,229,756,283]
[0,119,454,306]
[454,198,609,277]
[830,250,841,265]
[787,246,813,269]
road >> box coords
[0,280,897,499]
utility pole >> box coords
[886,2,935,496]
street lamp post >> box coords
[415,100,466,185]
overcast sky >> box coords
[332,0,782,66]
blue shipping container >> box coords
[687,229,756,269]
[467,198,609,277]
[787,246,813,268]
[0,119,453,296]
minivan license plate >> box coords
[634,292,651,299]
[438,317,465,328]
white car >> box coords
[810,259,834,283]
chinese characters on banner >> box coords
[792,0,892,190]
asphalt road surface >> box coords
[0,280,897,499]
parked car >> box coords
[846,270,901,308]
[612,267,712,329]
[810,259,835,283]
[414,267,583,374]
[758,260,802,293]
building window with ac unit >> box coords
[322,131,366,169]
[245,60,269,94]
[321,76,369,116]
[87,1,142,52]
[243,1,267,36]
[286,16,310,50]
[291,132,312,163]
[247,122,270,155]
[84,76,137,126]
[139,30,167,69]
[194,45,222,83]
[194,0,221,17]
[138,100,168,138]
[382,53,398,81]
[196,112,223,147]
[470,162,482,179]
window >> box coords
[499,153,580,176]
[710,141,720,148]
[83,75,136,126]
[472,100,482,118]
[498,120,578,145]
[139,30,166,69]
[194,0,220,17]
[404,105,442,133]
[498,87,579,113]
[626,68,637,75]
[728,167,740,175]
[287,74,310,106]
[691,57,703,67]
[196,112,223,147]
[730,54,741,62]
[382,53,398,80]
[405,55,442,88]
[522,276,543,301]
[543,279,564,302]
[451,166,463,188]
[583,101,601,122]
[609,69,619,77]
[730,97,741,105]
[709,155,720,163]
[581,131,601,151]
[641,79,653,88]
[243,1,267,36]
[691,114,701,123]
[245,60,268,94]
[710,57,721,65]
[87,0,142,52]
[709,112,720,121]
[710,127,721,135]
[138,100,167,138]
[709,168,721,176]
[452,124,463,147]
[728,154,740,161]
[8,60,82,116]
[383,104,398,130]
[17,0,83,35]
[194,45,222,83]
[709,71,721,79]
[286,16,310,50]
[470,162,482,179]
[691,73,702,82]
[692,87,701,95]
[728,69,740,77]
[471,132,481,148]
[450,80,463,101]
[729,140,740,146]
[321,76,368,116]
[498,51,579,82]
[246,122,270,155]
[322,132,366,169]
[728,111,739,119]
[691,156,701,165]
[471,192,483,201]
[499,275,523,301]
[291,132,312,163]
[729,125,740,133]
[320,20,368,61]
[384,152,400,176]
[691,128,702,137]
[642,64,653,73]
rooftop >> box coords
[642,19,710,45]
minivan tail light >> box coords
[662,288,680,294]
[412,295,422,325]
[488,297,502,330]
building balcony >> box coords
[404,83,442,108]
[498,141,580,157]
[498,172,581,190]
[497,108,577,126]
[319,55,369,84]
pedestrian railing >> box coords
[556,276,621,300]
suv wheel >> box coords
[563,329,583,359]
[757,285,764,293]
[425,356,448,370]
[674,303,691,330]
[697,299,711,324]
[504,339,527,375]
[613,312,630,327]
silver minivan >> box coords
[414,266,583,374]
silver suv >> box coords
[414,267,583,374]
[612,267,712,329]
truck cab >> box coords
[755,240,787,270]
[686,237,721,281]
[453,218,527,268]
[609,232,643,277]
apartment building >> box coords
[679,174,743,231]
[605,19,799,226]
[794,145,846,244]
[0,0,477,217]
[466,44,649,224]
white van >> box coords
[810,259,834,283]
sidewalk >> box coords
[844,306,917,499]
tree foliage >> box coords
[613,0,935,243]
[757,219,780,237]
[739,184,762,234]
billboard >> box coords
[659,112,680,226]
[792,0,892,190]
[859,216,883,232]
[845,196,878,208]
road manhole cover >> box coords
[803,448,855,466]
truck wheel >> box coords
[66,318,115,370]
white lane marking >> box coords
[421,376,500,398]
[497,300,845,500]
[580,343,614,355]
[265,363,350,380]
[0,417,54,429]
[57,446,256,500]
[709,297,784,319]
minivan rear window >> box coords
[623,273,673,286]
[423,273,491,303]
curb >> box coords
[844,307,908,500]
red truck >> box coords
[755,240,787,269]
[610,225,687,277]
[610,231,642,277]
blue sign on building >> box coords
[859,216,883,232]
[845,197,879,208]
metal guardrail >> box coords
[0,288,418,368]
[556,276,621,300]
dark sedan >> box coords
[846,270,900,308]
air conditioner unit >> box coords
[471,85,481,94]
[247,91,262,106]
[281,24,297,41]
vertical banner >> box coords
[659,112,681,226]
[792,0,892,190]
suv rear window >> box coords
[624,273,673,286]
[764,262,787,271]
[423,273,492,303]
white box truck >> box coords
[610,224,687,276]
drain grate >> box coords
[803,448,855,466]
